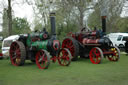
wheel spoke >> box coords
[66,56,70,61]
[38,53,45,62]
[42,56,48,66]
[62,59,66,65]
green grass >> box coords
[0,54,128,85]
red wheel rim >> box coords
[89,47,103,64]
[10,42,21,66]
[36,50,49,69]
[108,47,120,61]
[62,39,75,56]
[58,49,71,66]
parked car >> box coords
[106,33,128,48]
[2,35,19,58]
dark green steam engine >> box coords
[9,13,72,69]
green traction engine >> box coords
[9,13,72,69]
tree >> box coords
[117,17,128,32]
[2,0,30,36]
[55,0,95,29]
[88,9,101,30]
[12,17,31,34]
[8,0,12,35]
[33,0,97,36]
[34,22,43,31]
[33,0,53,28]
[88,0,126,33]
[2,8,8,37]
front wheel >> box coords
[89,47,103,64]
[58,48,72,66]
[36,50,50,69]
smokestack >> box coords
[101,16,106,33]
[50,12,56,35]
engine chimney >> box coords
[101,16,106,33]
[50,12,56,35]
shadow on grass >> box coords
[24,61,36,66]
[5,57,118,71]
[71,57,112,65]
[6,60,35,66]
[125,54,128,56]
[5,59,69,70]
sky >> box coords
[121,0,128,17]
[13,2,33,23]
[0,0,128,32]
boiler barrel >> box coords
[82,38,110,45]
[31,40,48,50]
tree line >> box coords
[1,0,128,39]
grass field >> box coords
[0,54,128,85]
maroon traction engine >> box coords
[62,16,120,64]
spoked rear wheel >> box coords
[9,41,26,66]
[107,46,120,61]
[58,48,72,66]
[89,47,103,64]
[36,50,50,69]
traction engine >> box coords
[9,13,72,69]
[62,16,120,64]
